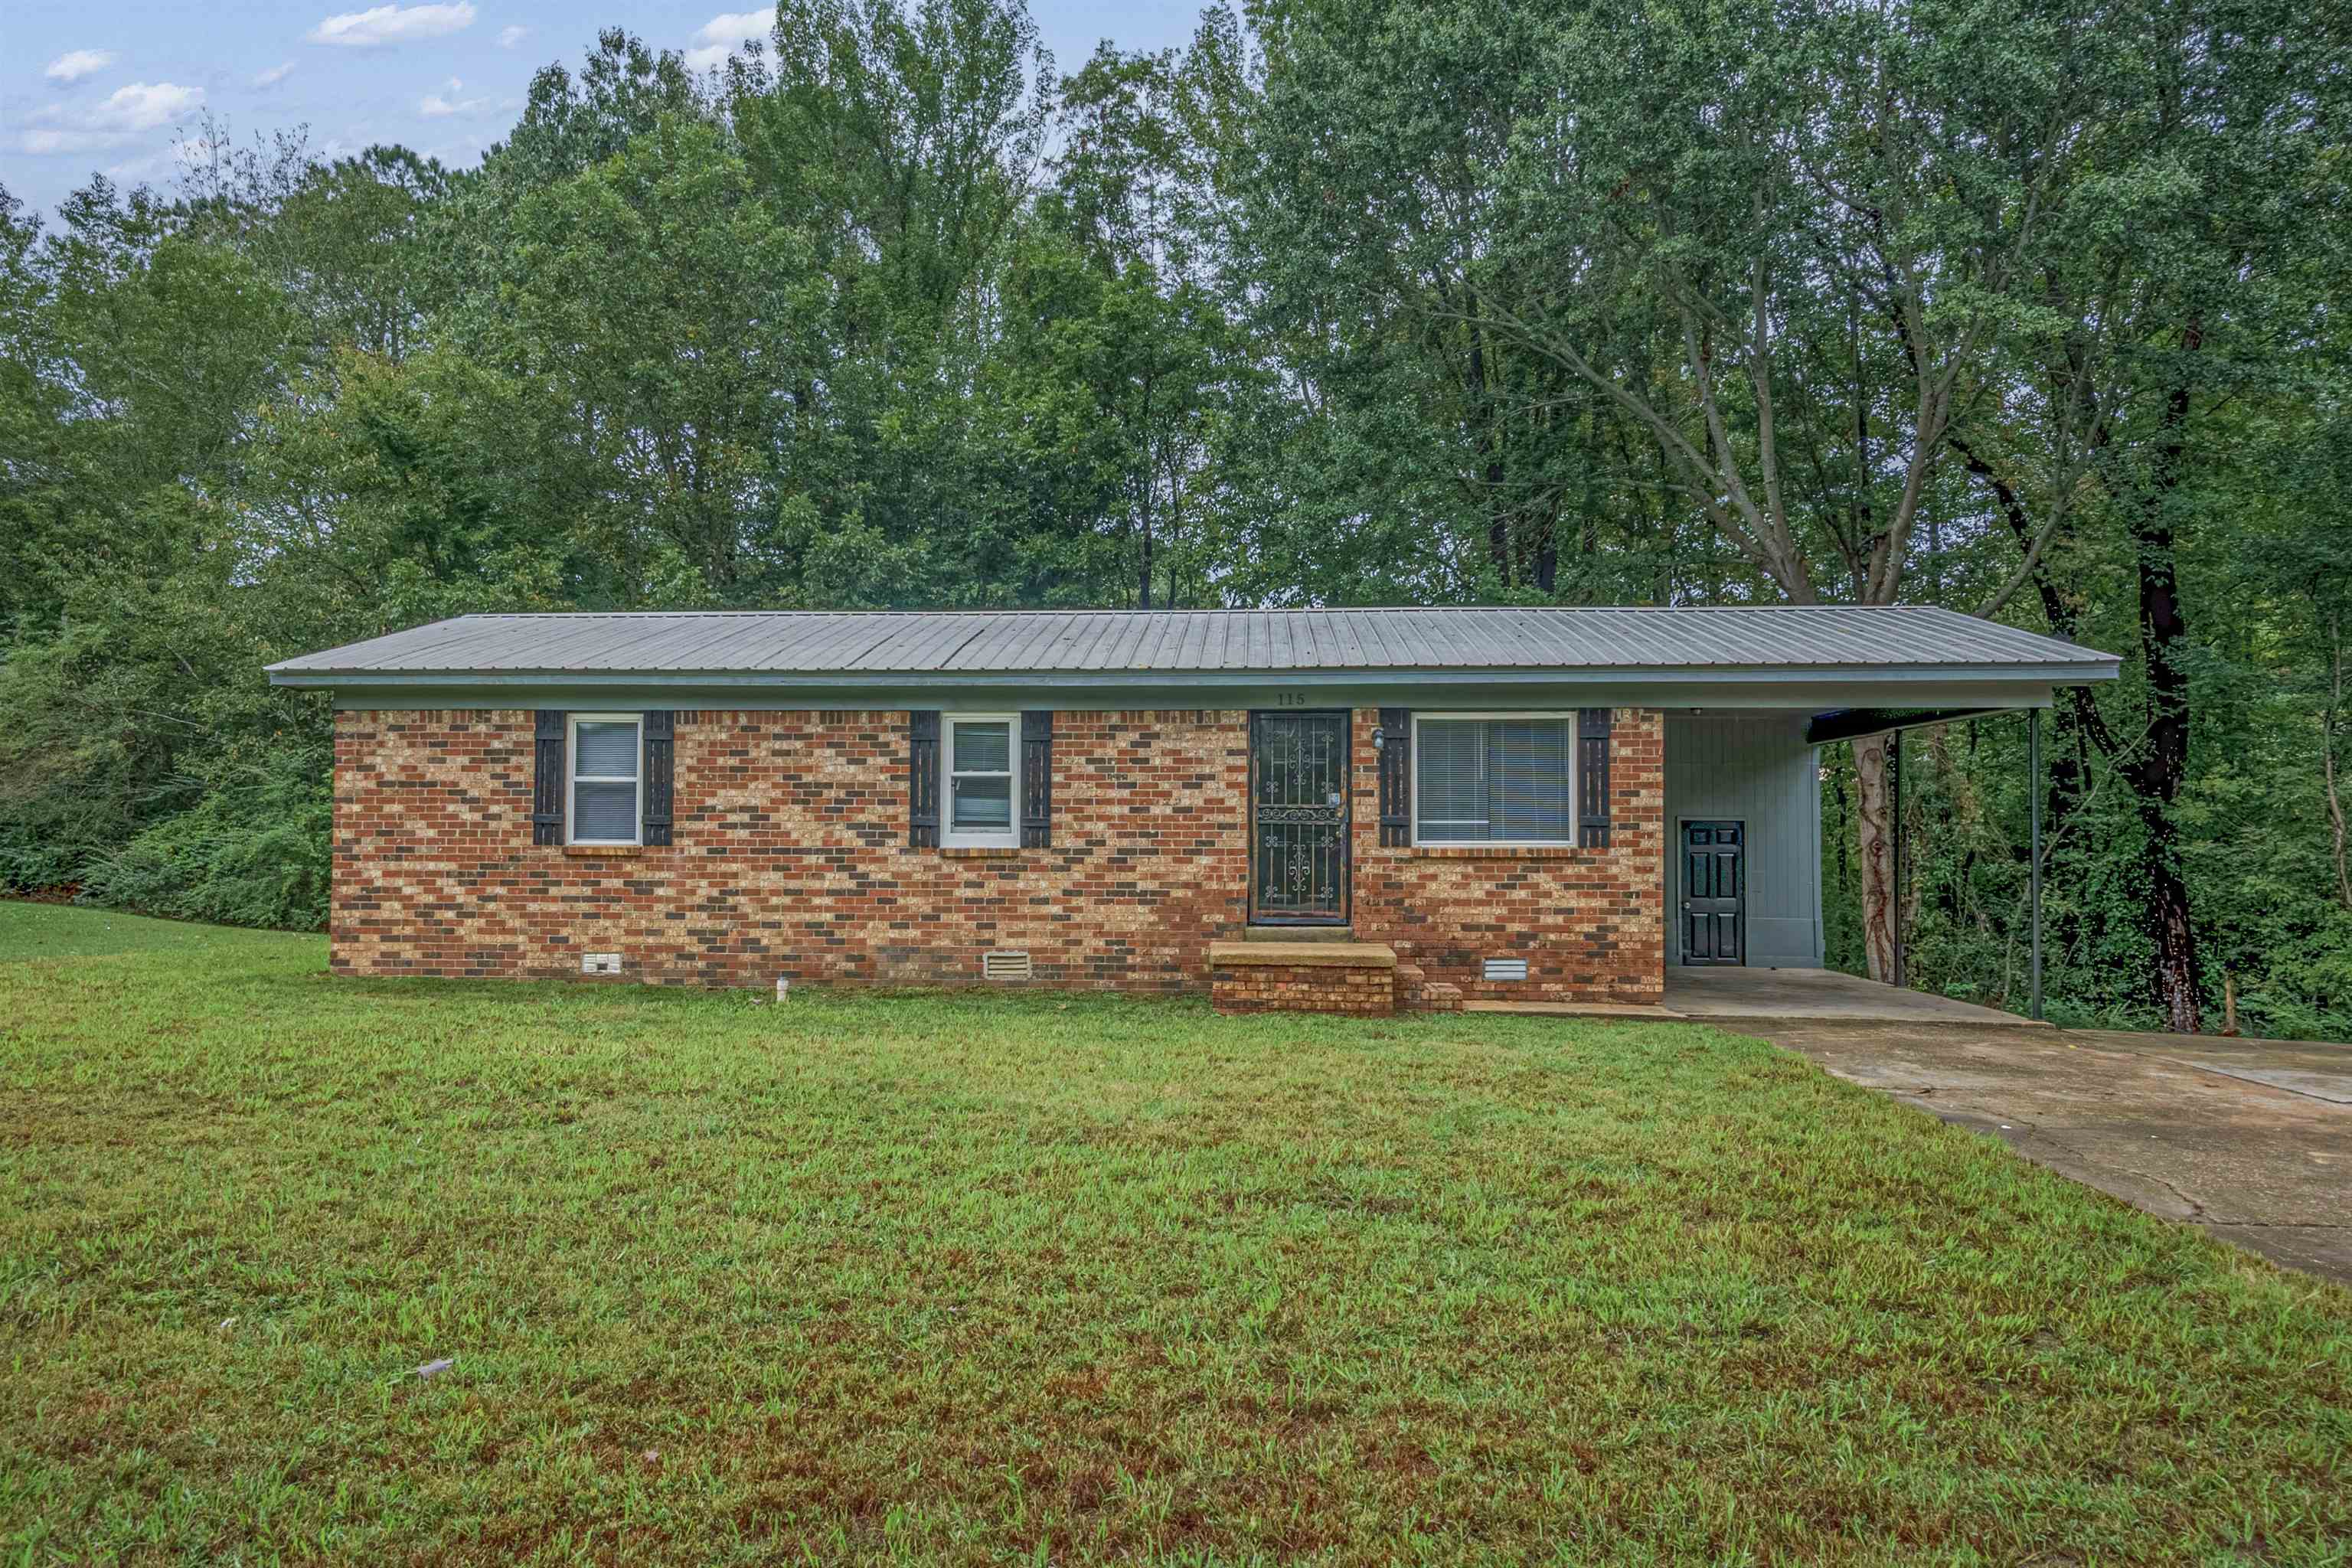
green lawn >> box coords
[2,905,2347,1565]
[0,899,318,962]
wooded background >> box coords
[2,0,2346,1036]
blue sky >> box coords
[3,0,1206,217]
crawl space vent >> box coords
[1482,957,1529,982]
[982,949,1033,982]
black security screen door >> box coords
[1681,820,1745,964]
[1250,710,1351,924]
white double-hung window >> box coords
[1413,714,1575,847]
[943,714,1020,848]
[569,714,642,844]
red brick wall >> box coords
[1348,707,1667,1006]
[331,705,1664,1001]
[1210,960,1394,1016]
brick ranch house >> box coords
[267,607,2118,1014]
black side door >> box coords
[1681,820,1744,964]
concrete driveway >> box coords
[1756,1021,2352,1285]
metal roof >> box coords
[269,606,2117,681]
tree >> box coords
[457,116,832,603]
[1202,0,1640,605]
[985,45,1246,608]
[1900,0,2347,1030]
[1213,0,2348,1021]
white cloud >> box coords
[684,9,767,70]
[18,81,204,155]
[420,76,490,116]
[307,2,476,47]
[498,24,528,47]
[45,49,116,83]
[253,60,298,88]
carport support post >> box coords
[2030,707,2043,1021]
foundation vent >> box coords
[982,949,1033,982]
[1482,957,1528,982]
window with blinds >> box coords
[570,715,641,844]
[1413,716,1575,844]
[944,714,1020,848]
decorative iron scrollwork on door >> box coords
[1249,710,1351,923]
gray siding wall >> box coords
[1664,714,1822,968]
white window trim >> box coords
[567,713,642,846]
[942,711,1021,850]
[1409,710,1579,849]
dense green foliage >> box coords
[2,0,2346,1033]
[5,903,2348,1561]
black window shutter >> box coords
[531,710,566,845]
[1378,707,1412,846]
[1578,707,1613,848]
[909,710,941,848]
[642,710,675,846]
[1020,710,1053,848]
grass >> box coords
[1,905,2347,1566]
[0,900,316,962]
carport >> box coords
[1658,701,2068,1024]
[1802,704,2059,1021]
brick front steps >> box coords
[1209,940,1397,1016]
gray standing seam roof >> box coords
[267,606,2118,679]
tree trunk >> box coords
[1460,317,1511,590]
[1951,435,2114,832]
[2127,331,2202,1033]
[1486,464,1509,588]
[1854,735,1896,982]
[2324,618,2352,912]
[1135,468,1155,610]
[2137,789,2200,1031]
